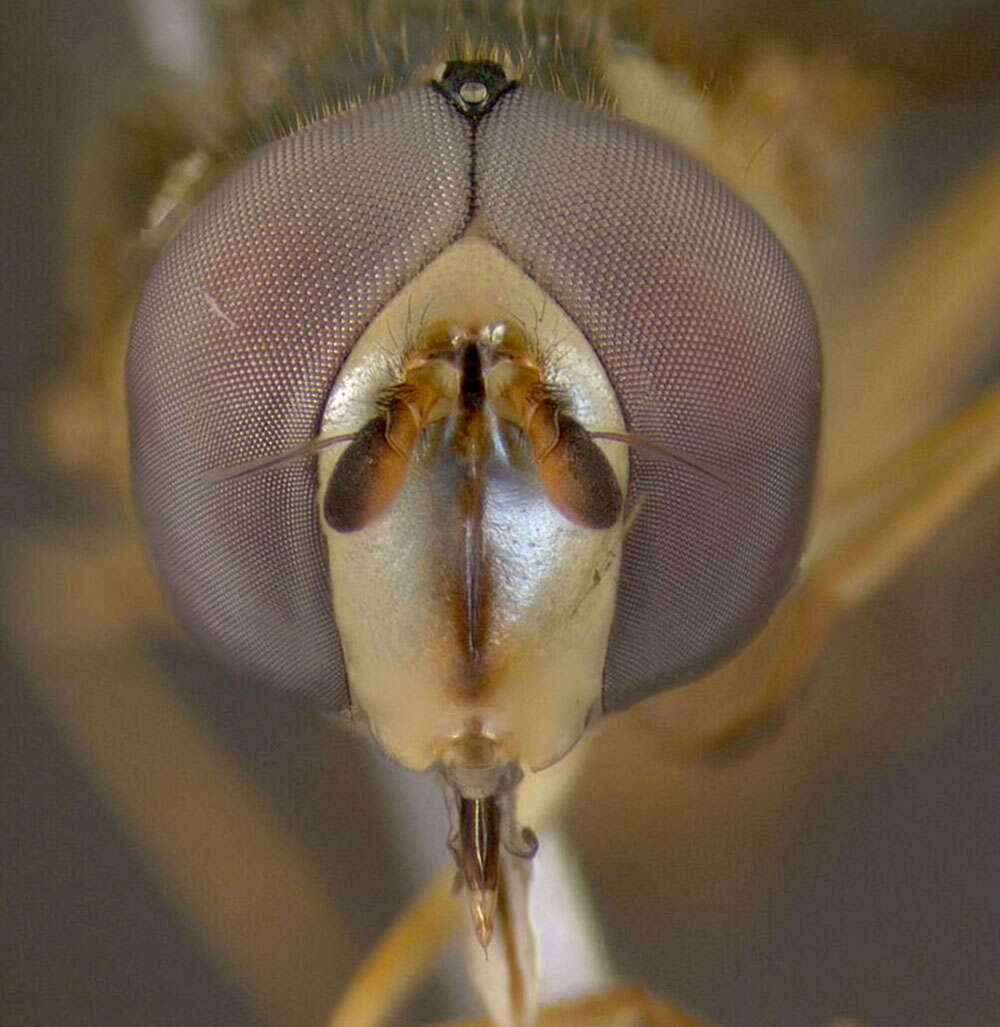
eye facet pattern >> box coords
[474,86,820,710]
[128,86,472,710]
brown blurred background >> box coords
[2,2,1000,1025]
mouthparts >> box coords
[440,760,538,951]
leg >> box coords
[428,983,711,1026]
[645,376,1000,755]
[327,867,462,1027]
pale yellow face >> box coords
[316,235,628,775]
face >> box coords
[316,235,629,778]
[127,58,820,943]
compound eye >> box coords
[472,87,820,712]
[127,87,471,710]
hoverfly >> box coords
[13,2,1000,1027]
[126,13,819,1017]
